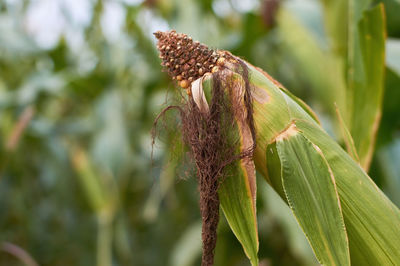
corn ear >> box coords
[154,30,400,265]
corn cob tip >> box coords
[154,30,223,89]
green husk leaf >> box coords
[295,119,400,265]
[266,141,286,201]
[278,86,320,125]
[219,163,258,266]
[238,61,400,264]
[275,126,350,266]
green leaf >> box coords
[346,4,386,170]
[219,163,259,266]
[70,147,107,212]
[320,1,386,170]
[296,119,400,265]
[378,67,400,146]
[322,0,373,58]
[277,8,347,114]
[334,104,360,162]
[275,125,350,266]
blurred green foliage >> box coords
[0,0,399,265]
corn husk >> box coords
[196,59,400,265]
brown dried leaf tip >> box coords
[154,30,224,89]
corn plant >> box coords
[154,10,400,265]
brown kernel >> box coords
[179,80,189,88]
[211,66,219,73]
[188,58,196,65]
[216,57,225,66]
[176,75,182,81]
